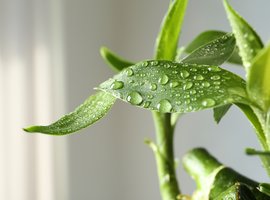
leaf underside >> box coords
[213,104,232,123]
[24,92,116,135]
[99,60,247,114]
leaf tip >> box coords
[23,126,40,133]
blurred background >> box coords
[1,0,270,199]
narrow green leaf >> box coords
[224,0,263,72]
[99,60,248,114]
[246,148,270,156]
[24,92,116,135]
[259,183,270,197]
[247,44,270,111]
[213,104,232,123]
[185,30,242,65]
[100,47,134,72]
[154,0,188,60]
[182,33,236,66]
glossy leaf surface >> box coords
[24,92,116,135]
[99,60,248,113]
[100,47,134,72]
[182,33,236,66]
[224,0,263,72]
[154,0,188,60]
[259,183,270,197]
[247,44,270,111]
[185,30,242,65]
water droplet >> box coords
[151,60,159,66]
[128,80,134,84]
[183,82,193,90]
[157,99,172,113]
[211,75,221,80]
[184,99,191,104]
[147,94,154,99]
[190,90,197,95]
[150,83,157,91]
[201,98,216,107]
[142,101,151,108]
[208,66,221,72]
[180,70,190,78]
[213,81,221,85]
[170,81,180,88]
[126,92,143,105]
[126,68,134,77]
[110,80,124,90]
[193,75,204,81]
[202,81,210,87]
[142,61,148,67]
[159,74,169,85]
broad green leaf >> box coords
[185,30,242,65]
[215,183,256,200]
[154,0,188,60]
[224,0,263,72]
[99,60,248,114]
[182,33,236,66]
[213,104,232,123]
[24,92,116,135]
[100,47,134,72]
[247,44,270,111]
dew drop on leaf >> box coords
[202,81,210,88]
[110,80,124,90]
[126,91,143,105]
[180,70,190,78]
[170,81,180,88]
[201,98,216,107]
[211,75,221,80]
[150,83,157,91]
[126,68,134,77]
[183,82,193,90]
[159,74,169,85]
[157,99,172,113]
[193,75,204,81]
[142,101,151,108]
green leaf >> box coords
[215,183,256,200]
[247,44,270,111]
[246,148,270,156]
[100,47,134,72]
[99,60,248,113]
[224,0,263,72]
[154,0,188,60]
[185,30,242,65]
[213,104,232,123]
[185,30,226,53]
[259,183,270,197]
[24,92,116,135]
[182,33,236,66]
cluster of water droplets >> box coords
[103,60,245,113]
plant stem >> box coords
[151,111,180,200]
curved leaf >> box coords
[224,0,263,72]
[154,0,188,60]
[213,104,232,123]
[100,47,134,72]
[99,60,248,113]
[24,92,116,135]
[247,44,270,111]
[182,33,236,66]
[185,30,242,65]
[259,183,270,197]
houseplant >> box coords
[24,0,270,199]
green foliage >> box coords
[24,92,116,135]
[213,104,232,123]
[99,60,248,113]
[154,0,188,60]
[224,0,263,73]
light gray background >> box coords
[64,1,270,199]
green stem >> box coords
[151,111,180,200]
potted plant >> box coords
[24,0,270,199]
